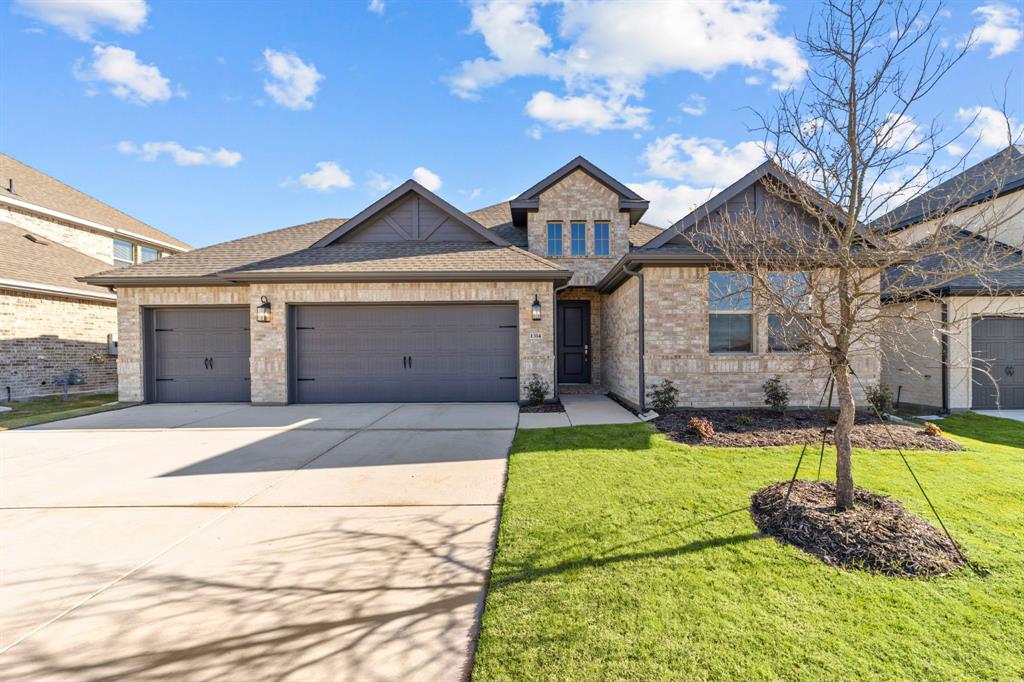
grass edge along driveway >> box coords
[0,393,122,430]
[473,415,1023,681]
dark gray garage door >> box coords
[972,317,1024,409]
[146,308,251,402]
[291,304,518,403]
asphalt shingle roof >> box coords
[467,200,665,248]
[0,153,191,251]
[883,231,1024,296]
[0,221,114,296]
[875,145,1024,232]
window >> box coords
[708,272,753,353]
[113,239,134,268]
[767,272,812,352]
[139,246,160,262]
[570,222,586,256]
[546,223,563,257]
[594,221,610,256]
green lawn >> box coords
[474,416,1023,681]
[0,393,121,430]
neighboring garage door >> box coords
[972,317,1024,409]
[291,304,518,403]
[146,307,251,402]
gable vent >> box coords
[23,233,49,245]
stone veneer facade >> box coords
[115,282,556,404]
[526,169,629,286]
[601,276,640,404]
[0,289,117,399]
[557,287,603,387]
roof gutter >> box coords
[941,301,949,414]
[0,194,190,253]
[0,277,116,301]
[216,270,572,284]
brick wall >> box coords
[527,169,629,286]
[0,289,117,400]
[601,275,640,406]
[641,266,880,408]
[0,204,114,264]
[114,282,555,404]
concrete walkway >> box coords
[972,409,1024,423]
[518,394,640,429]
[1,402,516,681]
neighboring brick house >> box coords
[0,153,190,400]
[880,146,1024,411]
[83,156,878,408]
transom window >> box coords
[594,221,610,256]
[546,222,563,257]
[767,272,812,352]
[708,272,753,353]
[112,239,134,268]
[570,222,586,256]
[139,245,160,263]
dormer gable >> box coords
[311,179,509,247]
[510,156,649,227]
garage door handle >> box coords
[403,356,407,369]
[1008,366,1015,376]
[155,378,173,382]
[408,356,412,368]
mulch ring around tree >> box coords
[520,401,565,413]
[750,480,966,578]
[655,408,960,450]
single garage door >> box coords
[146,307,251,402]
[972,317,1024,409]
[291,304,518,403]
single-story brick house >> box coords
[1,153,191,401]
[83,157,879,408]
[880,145,1024,411]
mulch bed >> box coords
[654,408,960,451]
[750,480,966,577]
[520,401,565,413]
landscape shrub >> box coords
[737,415,753,426]
[762,376,791,414]
[524,373,549,406]
[688,417,715,439]
[923,421,943,437]
[647,379,680,412]
[865,383,894,416]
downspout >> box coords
[621,261,645,412]
[552,281,572,401]
[940,301,949,414]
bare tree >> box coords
[681,0,1021,510]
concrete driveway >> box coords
[0,402,517,681]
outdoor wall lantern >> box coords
[256,296,273,323]
[531,294,542,321]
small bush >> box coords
[688,417,716,439]
[647,379,680,413]
[865,383,894,416]
[922,421,943,437]
[762,376,791,414]
[524,373,549,406]
[737,415,753,426]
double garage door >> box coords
[972,317,1024,409]
[146,304,518,403]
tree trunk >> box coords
[832,361,857,511]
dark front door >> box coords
[146,308,251,403]
[558,300,591,384]
[290,304,518,403]
[972,317,1024,409]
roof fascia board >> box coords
[309,180,509,248]
[79,275,241,287]
[216,270,571,283]
[0,194,189,253]
[0,277,116,301]
[515,156,645,202]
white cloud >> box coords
[628,180,716,227]
[526,125,543,140]
[367,171,399,193]
[74,45,173,104]
[680,94,707,116]
[286,162,353,191]
[368,0,385,14]
[262,49,324,110]
[448,0,806,133]
[13,0,147,41]
[972,4,1022,57]
[525,91,650,132]
[412,167,442,192]
[954,106,1023,152]
[642,134,768,186]
[117,141,242,167]
[876,113,923,151]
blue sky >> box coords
[2,0,1021,247]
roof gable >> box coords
[510,156,649,226]
[311,180,508,247]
